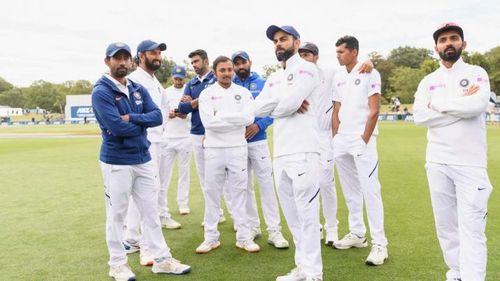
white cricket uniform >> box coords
[162,85,192,210]
[199,82,255,242]
[413,58,492,281]
[254,54,322,279]
[316,66,339,236]
[332,61,388,247]
[125,67,170,246]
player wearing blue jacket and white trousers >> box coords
[331,36,388,266]
[232,50,289,249]
[255,25,322,281]
[195,56,260,254]
[414,23,492,281]
[92,42,190,281]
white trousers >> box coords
[318,130,338,234]
[274,153,322,279]
[100,160,171,267]
[245,141,282,232]
[160,137,192,209]
[203,146,250,242]
[426,163,492,281]
[333,134,387,247]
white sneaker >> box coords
[109,264,136,281]
[179,207,190,215]
[122,240,140,254]
[236,240,260,253]
[365,245,388,266]
[276,267,306,281]
[333,233,368,249]
[325,230,338,246]
[160,217,181,229]
[139,249,153,266]
[196,240,221,254]
[251,227,262,240]
[268,231,289,249]
[152,257,191,275]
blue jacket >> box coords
[92,75,162,165]
[233,72,273,143]
[178,71,216,135]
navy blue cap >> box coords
[137,40,167,53]
[231,50,250,61]
[266,25,300,41]
[106,42,132,57]
[171,65,186,79]
[299,42,319,56]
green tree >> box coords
[152,57,177,87]
[388,66,425,103]
[63,80,94,95]
[24,80,65,113]
[484,47,500,94]
[387,46,433,69]
[262,64,282,79]
[368,52,396,103]
[0,88,25,108]
[420,58,439,75]
[0,77,14,93]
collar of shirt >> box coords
[439,57,465,73]
[197,70,213,83]
[135,66,156,80]
[284,53,302,69]
[105,74,130,98]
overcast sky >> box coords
[0,0,498,87]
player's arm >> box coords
[332,101,341,137]
[198,90,237,132]
[126,88,163,128]
[253,79,279,117]
[218,91,255,126]
[178,83,194,114]
[361,94,380,143]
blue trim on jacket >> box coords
[233,72,273,143]
[92,75,162,165]
[179,71,216,135]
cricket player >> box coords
[195,56,259,253]
[413,23,492,281]
[254,25,322,281]
[162,65,192,215]
[92,42,190,281]
[231,50,289,249]
[331,35,388,266]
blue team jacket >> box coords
[178,71,216,135]
[233,72,273,143]
[92,75,162,165]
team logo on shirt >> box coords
[355,78,361,85]
[133,92,141,99]
[234,94,242,101]
[287,74,294,81]
[459,78,469,87]
[250,83,257,90]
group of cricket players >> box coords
[91,22,493,281]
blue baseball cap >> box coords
[106,42,132,57]
[266,25,300,41]
[231,50,250,61]
[171,65,186,79]
[137,40,167,53]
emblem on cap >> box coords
[115,42,125,47]
[287,74,294,81]
[355,79,361,85]
[176,68,181,73]
[235,94,242,101]
[459,79,469,87]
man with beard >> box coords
[179,49,227,225]
[196,56,259,253]
[92,42,191,281]
[124,40,181,267]
[331,36,388,266]
[253,25,322,281]
[231,50,289,249]
[413,23,492,281]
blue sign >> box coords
[71,106,95,119]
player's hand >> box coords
[168,110,176,119]
[121,114,130,122]
[464,84,480,96]
[297,100,309,114]
[191,99,199,109]
[358,59,374,73]
[178,113,188,119]
[181,95,192,102]
[245,124,260,140]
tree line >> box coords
[0,46,498,113]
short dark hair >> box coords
[188,49,208,60]
[335,36,359,51]
[212,56,232,71]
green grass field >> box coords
[0,122,498,281]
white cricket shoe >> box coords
[179,206,190,215]
[139,249,153,266]
[333,233,368,249]
[365,245,388,266]
[160,217,181,229]
[122,240,140,254]
[268,231,289,249]
[195,240,221,254]
[236,240,260,253]
[251,227,262,240]
[152,257,191,275]
[276,267,306,281]
[325,230,338,246]
[109,264,136,281]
